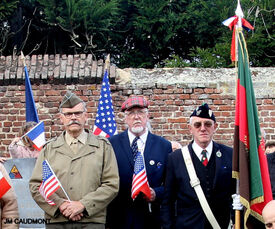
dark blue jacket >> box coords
[161,141,234,229]
[107,130,172,229]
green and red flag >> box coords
[232,28,273,228]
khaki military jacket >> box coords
[29,130,119,224]
[0,164,19,229]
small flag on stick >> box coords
[22,121,46,151]
[222,1,254,62]
[131,152,151,200]
[39,160,61,206]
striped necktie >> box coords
[131,137,139,162]
[201,149,208,166]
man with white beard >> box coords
[106,96,172,229]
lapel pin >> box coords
[149,160,155,165]
[216,151,222,157]
[157,162,162,168]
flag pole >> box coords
[104,54,110,72]
[21,51,26,67]
[235,179,241,229]
[45,159,71,201]
[234,1,243,229]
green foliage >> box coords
[189,46,228,68]
[161,55,191,68]
[0,0,19,21]
[0,0,274,67]
[35,0,120,54]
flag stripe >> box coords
[39,184,55,205]
[43,177,58,195]
[93,126,110,138]
[222,16,237,27]
[0,171,11,198]
[132,178,147,194]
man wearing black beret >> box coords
[161,103,235,229]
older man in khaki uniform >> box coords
[29,91,119,229]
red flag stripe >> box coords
[0,172,11,198]
[93,126,110,138]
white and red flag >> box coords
[24,121,46,151]
[222,1,254,62]
[0,170,11,198]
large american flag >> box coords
[93,70,117,138]
[39,160,61,206]
[131,151,151,200]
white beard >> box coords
[131,126,144,134]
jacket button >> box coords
[71,172,74,175]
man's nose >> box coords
[71,113,78,118]
[200,123,207,130]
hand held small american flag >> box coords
[39,160,70,205]
[131,151,151,200]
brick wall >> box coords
[1,54,275,155]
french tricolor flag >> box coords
[0,170,11,198]
[25,121,46,151]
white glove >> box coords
[232,194,243,210]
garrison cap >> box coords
[190,103,216,122]
[59,91,83,109]
[121,96,149,112]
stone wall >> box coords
[0,54,275,154]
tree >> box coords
[0,0,19,55]
[0,0,274,68]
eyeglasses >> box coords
[62,111,84,119]
[193,121,213,129]
[125,110,147,117]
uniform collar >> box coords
[128,129,148,146]
[192,140,213,160]
[65,130,87,145]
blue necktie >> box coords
[131,137,139,162]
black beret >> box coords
[190,103,216,122]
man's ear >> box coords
[214,122,218,131]
[188,124,193,134]
[58,113,64,124]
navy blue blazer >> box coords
[107,130,172,229]
[161,141,234,229]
